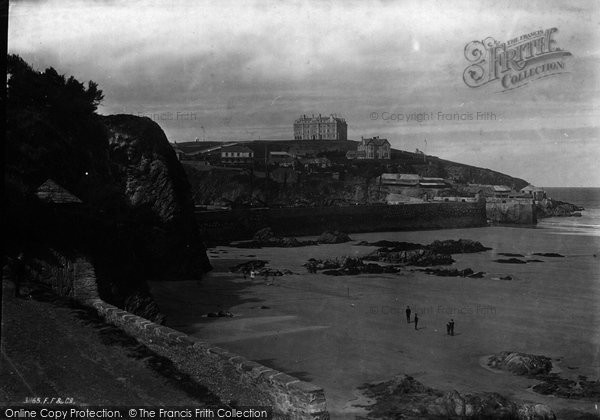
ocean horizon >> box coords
[539,187,600,237]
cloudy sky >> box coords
[9,0,600,186]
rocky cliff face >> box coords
[6,56,211,323]
[102,114,211,279]
[536,198,584,218]
[182,141,529,208]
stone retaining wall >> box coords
[89,299,328,419]
[32,252,329,419]
[30,250,100,302]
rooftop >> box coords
[221,145,254,154]
[36,179,82,204]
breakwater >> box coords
[196,202,488,243]
[486,198,537,225]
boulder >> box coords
[281,237,302,247]
[253,227,276,242]
[317,230,352,244]
[488,351,553,376]
[517,403,556,420]
[124,292,165,324]
[427,239,491,254]
[375,248,454,266]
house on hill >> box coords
[293,114,347,140]
[299,157,331,171]
[466,184,514,198]
[269,151,295,167]
[520,184,546,201]
[353,136,391,160]
[220,145,254,165]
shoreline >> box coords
[151,225,599,418]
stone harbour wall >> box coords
[486,198,537,225]
[196,201,488,242]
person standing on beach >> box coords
[414,313,419,330]
[446,321,451,335]
[449,319,455,336]
[405,305,411,323]
[11,253,26,298]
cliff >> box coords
[5,55,210,321]
[102,114,211,278]
[183,142,529,208]
[535,198,584,218]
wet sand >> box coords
[150,226,600,418]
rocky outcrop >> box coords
[532,374,600,401]
[316,230,352,244]
[536,198,584,218]
[5,57,211,323]
[102,114,211,279]
[355,240,423,250]
[487,351,553,376]
[305,257,402,276]
[367,248,454,266]
[488,352,600,401]
[358,375,556,419]
[427,239,491,254]
[233,227,352,248]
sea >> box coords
[538,187,600,237]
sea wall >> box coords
[31,256,328,419]
[91,300,328,420]
[196,202,487,242]
[486,198,537,225]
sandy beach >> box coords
[151,225,599,418]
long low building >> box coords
[379,174,449,188]
[379,173,420,186]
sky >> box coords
[8,0,600,187]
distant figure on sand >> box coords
[449,319,455,336]
[446,321,451,335]
[12,253,26,298]
[405,305,411,323]
[250,270,255,280]
[414,313,419,330]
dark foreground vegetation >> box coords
[5,55,210,319]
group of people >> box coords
[405,305,456,335]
